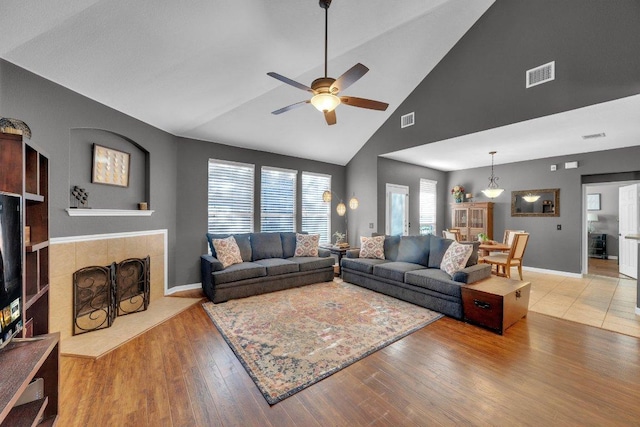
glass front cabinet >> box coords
[450,202,494,242]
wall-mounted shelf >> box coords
[65,208,154,217]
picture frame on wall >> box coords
[92,144,130,187]
[587,193,601,211]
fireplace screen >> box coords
[73,256,150,335]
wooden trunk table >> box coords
[461,276,531,334]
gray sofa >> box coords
[341,234,491,319]
[201,232,335,303]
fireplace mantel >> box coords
[66,208,154,217]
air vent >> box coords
[526,61,555,88]
[401,112,415,128]
[582,132,606,140]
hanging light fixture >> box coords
[522,193,540,203]
[481,151,504,199]
[348,193,359,210]
[336,201,347,216]
[322,190,332,202]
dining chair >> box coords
[491,229,525,255]
[442,229,461,241]
[482,233,530,280]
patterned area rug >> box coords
[203,279,442,404]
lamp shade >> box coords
[336,202,347,216]
[523,194,541,203]
[322,190,332,202]
[311,93,341,112]
[348,196,359,210]
[587,213,599,222]
[481,188,504,198]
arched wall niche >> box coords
[69,128,150,210]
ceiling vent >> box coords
[526,61,555,88]
[582,132,606,140]
[401,112,415,128]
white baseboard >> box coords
[636,307,640,316]
[166,282,202,295]
[522,266,583,279]
[608,255,619,260]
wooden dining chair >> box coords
[482,233,530,279]
[491,229,525,255]
[442,229,461,241]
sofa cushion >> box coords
[360,235,386,259]
[383,234,401,261]
[211,236,244,268]
[281,232,301,258]
[341,257,389,274]
[404,269,464,298]
[207,233,252,261]
[288,256,335,272]
[294,233,320,256]
[461,241,480,267]
[372,262,425,282]
[428,236,453,268]
[440,241,474,276]
[254,258,299,276]
[251,232,284,260]
[211,262,267,285]
[396,235,431,266]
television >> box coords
[0,192,23,349]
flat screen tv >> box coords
[0,192,22,349]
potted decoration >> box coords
[333,231,348,248]
[451,185,465,203]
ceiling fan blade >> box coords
[340,96,389,111]
[330,63,369,94]
[324,109,337,125]
[267,72,315,93]
[271,100,310,115]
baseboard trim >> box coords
[522,266,582,279]
[167,282,202,295]
[636,307,640,316]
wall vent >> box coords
[526,61,555,88]
[401,112,415,128]
[582,132,606,140]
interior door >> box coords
[386,184,409,236]
[619,183,638,278]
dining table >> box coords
[478,242,511,257]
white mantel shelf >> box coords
[66,208,154,217]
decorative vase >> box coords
[455,196,462,203]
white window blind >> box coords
[419,179,437,235]
[301,172,331,243]
[207,159,255,233]
[261,166,297,232]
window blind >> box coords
[207,159,255,233]
[261,166,297,232]
[419,178,437,235]
[301,172,331,243]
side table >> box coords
[322,246,358,276]
[461,276,531,334]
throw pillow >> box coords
[294,233,320,257]
[212,236,243,268]
[359,235,385,259]
[440,241,473,276]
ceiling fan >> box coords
[267,0,389,126]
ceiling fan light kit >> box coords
[267,0,388,125]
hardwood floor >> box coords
[588,256,629,279]
[59,302,640,426]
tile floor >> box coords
[525,269,640,338]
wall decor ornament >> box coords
[92,143,130,187]
[71,186,89,208]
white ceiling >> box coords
[0,0,494,166]
[2,0,638,170]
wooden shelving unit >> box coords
[450,202,494,242]
[0,132,56,425]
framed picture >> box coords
[587,193,601,211]
[92,144,130,187]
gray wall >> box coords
[447,147,640,273]
[0,59,179,285]
[174,137,346,285]
[347,0,640,273]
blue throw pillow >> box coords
[396,235,431,266]
[428,235,453,268]
[251,232,284,260]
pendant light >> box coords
[522,193,541,203]
[481,151,504,199]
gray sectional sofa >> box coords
[201,232,335,303]
[341,235,491,319]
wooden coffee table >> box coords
[461,276,531,334]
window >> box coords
[207,159,254,233]
[419,179,437,235]
[261,166,297,232]
[301,172,331,243]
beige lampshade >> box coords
[348,196,359,210]
[322,190,332,202]
[336,202,347,216]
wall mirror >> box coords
[511,188,560,217]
